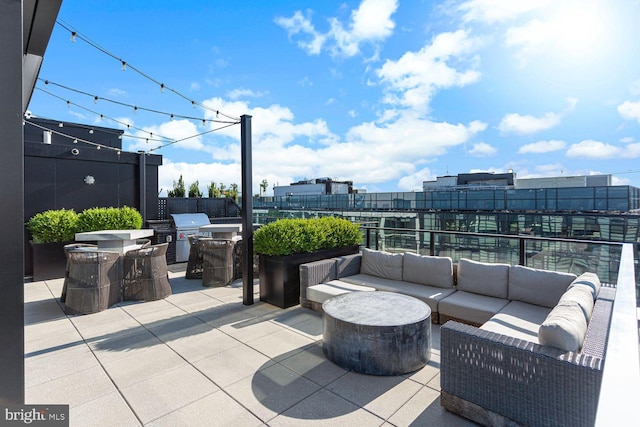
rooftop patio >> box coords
[25,264,474,426]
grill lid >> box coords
[170,213,210,229]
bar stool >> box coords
[122,243,172,301]
[136,238,152,248]
[201,239,235,287]
[61,243,97,303]
[185,235,212,279]
[63,250,121,315]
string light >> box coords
[55,20,240,121]
[37,79,237,125]
[25,120,119,153]
[34,87,174,142]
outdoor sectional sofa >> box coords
[299,248,615,427]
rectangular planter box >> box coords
[30,241,68,281]
[259,245,359,308]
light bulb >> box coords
[89,129,94,134]
[70,32,77,42]
[73,139,78,144]
[58,123,63,128]
[94,96,98,104]
[160,83,165,93]
[170,114,174,121]
[96,145,101,150]
[121,61,127,71]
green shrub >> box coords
[254,217,361,256]
[76,206,142,232]
[26,209,78,243]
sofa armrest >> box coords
[581,286,615,359]
[441,321,603,427]
[299,258,337,308]
[336,253,361,278]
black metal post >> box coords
[0,0,25,404]
[240,115,254,305]
[138,151,147,223]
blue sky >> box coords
[27,0,640,195]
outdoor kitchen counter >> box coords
[75,229,154,255]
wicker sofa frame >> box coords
[441,285,615,427]
[300,250,616,426]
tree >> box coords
[260,179,269,196]
[207,181,221,198]
[188,181,202,198]
[226,183,239,202]
[167,175,185,197]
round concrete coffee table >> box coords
[322,291,431,376]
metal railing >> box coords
[362,226,623,284]
[360,226,639,425]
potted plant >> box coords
[254,217,362,308]
[76,206,143,232]
[26,208,79,281]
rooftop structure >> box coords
[423,172,612,191]
[274,177,355,197]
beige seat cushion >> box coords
[306,281,376,304]
[339,274,455,314]
[508,265,576,308]
[360,249,403,280]
[438,290,509,325]
[456,258,510,299]
[481,301,552,343]
[402,252,454,289]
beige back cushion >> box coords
[568,272,601,299]
[402,252,454,289]
[538,301,588,352]
[360,248,403,281]
[456,258,510,298]
[538,284,596,352]
[508,265,577,308]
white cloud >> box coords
[566,140,621,159]
[227,88,266,100]
[457,0,550,24]
[618,100,640,124]
[398,167,436,191]
[125,119,204,153]
[376,30,481,112]
[499,98,575,135]
[108,88,128,97]
[166,97,487,192]
[468,142,497,157]
[498,111,562,135]
[518,139,566,154]
[275,0,398,58]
